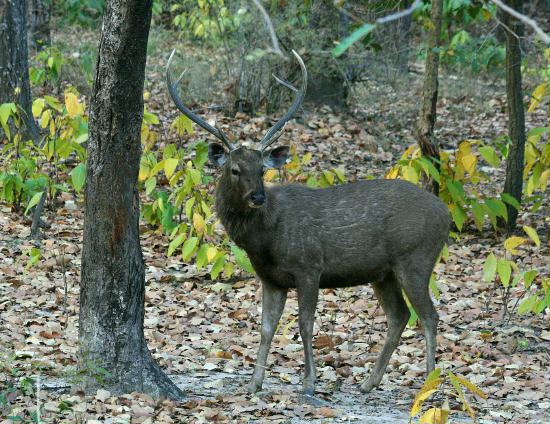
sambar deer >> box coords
[167,50,450,396]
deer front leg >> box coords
[246,281,287,393]
[296,276,320,396]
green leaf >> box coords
[478,145,500,167]
[483,253,497,283]
[418,157,440,183]
[168,233,185,256]
[522,225,541,247]
[523,270,538,289]
[181,236,198,261]
[145,177,156,195]
[231,244,255,274]
[210,254,226,280]
[185,197,195,219]
[497,259,512,287]
[471,201,485,231]
[70,163,86,193]
[527,126,549,144]
[446,180,465,203]
[450,205,467,231]
[164,158,179,179]
[0,102,17,126]
[195,243,209,270]
[171,114,194,135]
[485,198,508,221]
[332,23,376,57]
[518,295,538,315]
[501,193,521,210]
[24,191,44,215]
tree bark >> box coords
[500,0,526,231]
[28,0,51,51]
[78,0,184,400]
[0,0,39,142]
[417,0,443,194]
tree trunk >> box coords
[501,0,526,231]
[0,0,39,142]
[28,0,51,51]
[417,0,443,194]
[78,0,184,400]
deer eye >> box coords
[231,168,240,176]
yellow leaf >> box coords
[41,109,50,129]
[410,389,437,417]
[418,407,449,424]
[386,166,399,179]
[538,169,549,191]
[206,246,218,263]
[32,99,45,118]
[193,212,205,234]
[461,153,477,175]
[264,169,278,182]
[453,375,488,399]
[64,92,79,117]
[138,166,149,182]
[164,158,179,179]
[528,82,548,113]
[401,144,417,159]
[504,236,526,255]
[522,226,541,247]
[403,165,419,184]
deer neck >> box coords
[215,178,274,249]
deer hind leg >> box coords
[395,257,439,375]
[361,276,409,393]
[296,275,320,396]
[246,281,288,393]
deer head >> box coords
[166,50,307,209]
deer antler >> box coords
[260,50,307,151]
[166,50,234,151]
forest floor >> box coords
[1,25,550,424]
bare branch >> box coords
[251,0,286,58]
[490,0,549,45]
[375,0,422,25]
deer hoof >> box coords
[360,378,378,394]
[245,381,262,393]
[302,387,315,396]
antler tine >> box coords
[260,50,307,151]
[166,50,234,151]
[272,74,298,93]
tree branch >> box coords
[251,0,285,58]
[490,0,549,45]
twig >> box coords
[30,191,47,239]
[251,0,286,58]
[489,0,549,45]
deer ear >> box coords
[263,146,289,169]
[208,143,227,167]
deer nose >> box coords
[250,193,265,206]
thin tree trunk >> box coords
[501,0,526,231]
[0,0,39,142]
[28,0,51,51]
[417,0,443,194]
[78,0,184,400]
